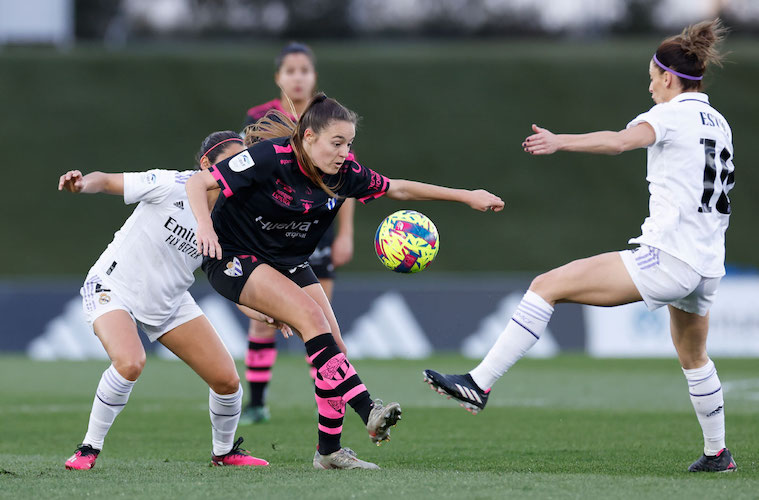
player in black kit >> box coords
[186,93,504,469]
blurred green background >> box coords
[2,39,757,277]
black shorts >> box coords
[309,225,335,280]
[202,254,319,304]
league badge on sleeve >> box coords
[223,257,243,277]
[229,151,255,172]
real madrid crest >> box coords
[98,293,111,304]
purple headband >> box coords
[653,53,703,81]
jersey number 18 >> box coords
[698,138,735,215]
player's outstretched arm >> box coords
[386,179,504,212]
[522,123,655,156]
[186,170,223,259]
[57,170,124,195]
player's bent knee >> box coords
[113,355,146,381]
[298,301,331,334]
[211,374,241,395]
[528,272,555,297]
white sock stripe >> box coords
[524,290,554,313]
[518,301,552,320]
[103,369,133,393]
[516,305,551,322]
[687,368,717,386]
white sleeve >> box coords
[123,169,175,205]
[626,103,674,146]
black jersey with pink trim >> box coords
[208,136,389,267]
[243,99,296,128]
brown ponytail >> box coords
[244,92,358,198]
[654,19,728,91]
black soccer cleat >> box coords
[688,448,737,472]
[423,369,489,414]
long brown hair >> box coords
[654,19,728,91]
[243,92,358,197]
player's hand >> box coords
[261,315,294,338]
[331,232,354,268]
[523,124,560,155]
[196,222,222,259]
[58,170,85,193]
[466,189,504,212]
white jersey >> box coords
[88,169,202,325]
[626,92,735,277]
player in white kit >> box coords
[424,19,737,472]
[58,131,274,470]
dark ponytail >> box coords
[195,131,244,168]
[654,19,728,91]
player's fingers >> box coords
[214,241,222,260]
[532,123,540,133]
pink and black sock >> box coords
[245,336,277,407]
[306,333,373,429]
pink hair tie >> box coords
[653,53,703,81]
[201,137,244,161]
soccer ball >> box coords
[374,210,439,273]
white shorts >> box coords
[80,274,203,342]
[619,245,720,316]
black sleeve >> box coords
[208,141,276,198]
[339,154,391,204]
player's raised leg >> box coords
[158,315,268,466]
[668,305,735,472]
[65,310,144,470]
[424,252,641,413]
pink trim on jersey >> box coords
[210,167,233,198]
[358,185,388,204]
[273,143,293,154]
[342,384,367,403]
[318,423,343,435]
[346,152,356,162]
[246,99,297,122]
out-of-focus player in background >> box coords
[425,19,737,473]
[240,42,356,425]
[58,132,272,470]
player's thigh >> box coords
[93,309,146,381]
[158,315,239,394]
[302,282,345,353]
[319,278,334,302]
[239,264,330,339]
[668,305,710,369]
[531,252,642,306]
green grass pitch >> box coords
[1,354,757,499]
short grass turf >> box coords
[1,355,757,499]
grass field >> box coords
[1,354,757,499]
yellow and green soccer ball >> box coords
[374,210,439,273]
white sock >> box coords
[683,359,726,455]
[209,385,243,456]
[470,290,554,390]
[82,365,136,450]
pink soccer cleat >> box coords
[211,437,269,467]
[65,444,100,470]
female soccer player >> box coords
[240,42,356,424]
[59,131,273,470]
[424,19,737,473]
[186,93,504,469]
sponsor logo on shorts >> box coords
[228,151,254,172]
[98,293,111,305]
[224,257,243,277]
